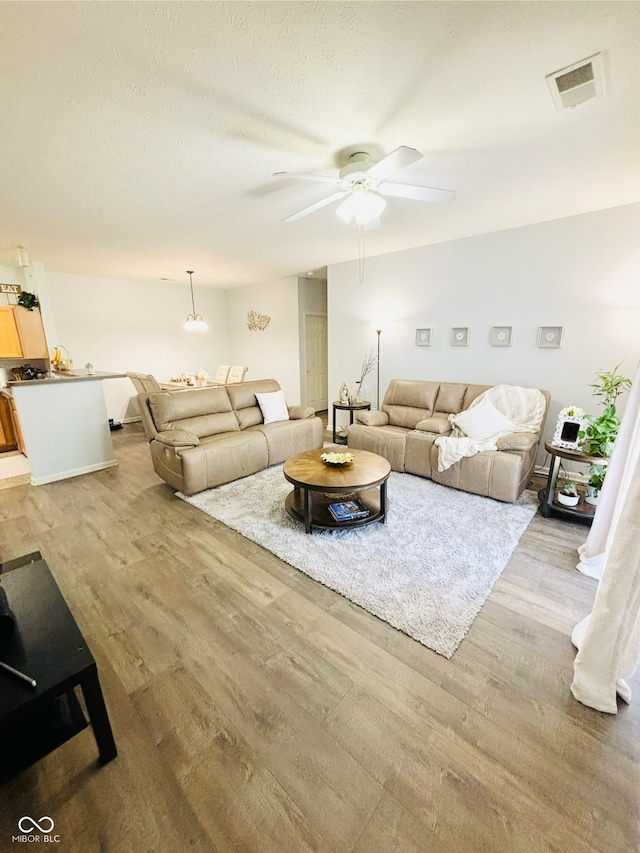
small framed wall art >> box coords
[537,326,564,348]
[490,326,513,347]
[450,327,469,346]
[415,328,432,346]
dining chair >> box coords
[213,365,230,384]
[227,365,248,383]
[126,372,161,394]
[126,373,163,439]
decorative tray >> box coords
[320,451,354,467]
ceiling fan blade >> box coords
[273,171,339,185]
[284,191,347,222]
[378,182,456,204]
[366,146,423,181]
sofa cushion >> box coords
[148,387,240,438]
[347,424,408,472]
[496,432,538,451]
[414,416,451,434]
[451,396,516,441]
[434,383,466,414]
[255,389,290,424]
[154,429,200,447]
[179,431,268,495]
[226,379,281,429]
[382,379,439,428]
[288,405,315,420]
[253,417,323,465]
[462,384,491,410]
[356,410,389,427]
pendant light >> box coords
[184,270,207,331]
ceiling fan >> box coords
[274,145,455,229]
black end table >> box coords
[539,439,609,525]
[332,400,371,445]
[0,558,117,782]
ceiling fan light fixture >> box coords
[336,185,386,225]
[184,270,207,331]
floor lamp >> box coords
[371,322,383,409]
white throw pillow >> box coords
[451,396,515,441]
[255,390,290,424]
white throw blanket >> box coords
[435,384,546,472]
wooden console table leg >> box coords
[80,665,117,764]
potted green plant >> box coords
[578,363,632,503]
[16,291,39,311]
[585,465,606,506]
[558,480,580,507]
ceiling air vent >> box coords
[546,53,605,111]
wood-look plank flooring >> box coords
[0,423,638,852]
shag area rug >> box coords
[178,467,538,657]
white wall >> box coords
[45,271,229,420]
[328,204,640,450]
[225,277,301,403]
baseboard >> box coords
[534,464,588,484]
[31,460,119,486]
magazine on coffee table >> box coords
[328,499,370,522]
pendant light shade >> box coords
[184,270,207,331]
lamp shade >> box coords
[336,186,387,225]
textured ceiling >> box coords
[0,1,639,288]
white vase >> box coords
[585,485,600,506]
[558,492,579,507]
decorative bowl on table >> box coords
[320,451,354,467]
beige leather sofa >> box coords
[138,379,323,495]
[347,379,550,502]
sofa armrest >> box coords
[356,410,389,427]
[154,429,200,448]
[495,432,538,452]
[287,405,315,420]
[414,417,452,435]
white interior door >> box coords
[304,313,328,411]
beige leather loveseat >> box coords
[138,379,323,495]
[348,379,550,502]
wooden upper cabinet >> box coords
[0,306,23,357]
[0,305,49,359]
[14,305,49,358]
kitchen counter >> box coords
[8,369,125,386]
[7,370,125,485]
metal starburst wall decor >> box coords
[247,310,271,332]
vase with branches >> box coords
[353,350,378,403]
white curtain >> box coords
[576,368,640,580]
[571,363,640,713]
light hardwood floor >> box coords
[0,423,638,852]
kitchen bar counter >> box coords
[8,369,125,386]
[7,370,125,485]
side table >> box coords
[332,400,371,445]
[539,439,609,525]
[0,557,117,782]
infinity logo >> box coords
[18,816,55,833]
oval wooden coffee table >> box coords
[283,448,391,534]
